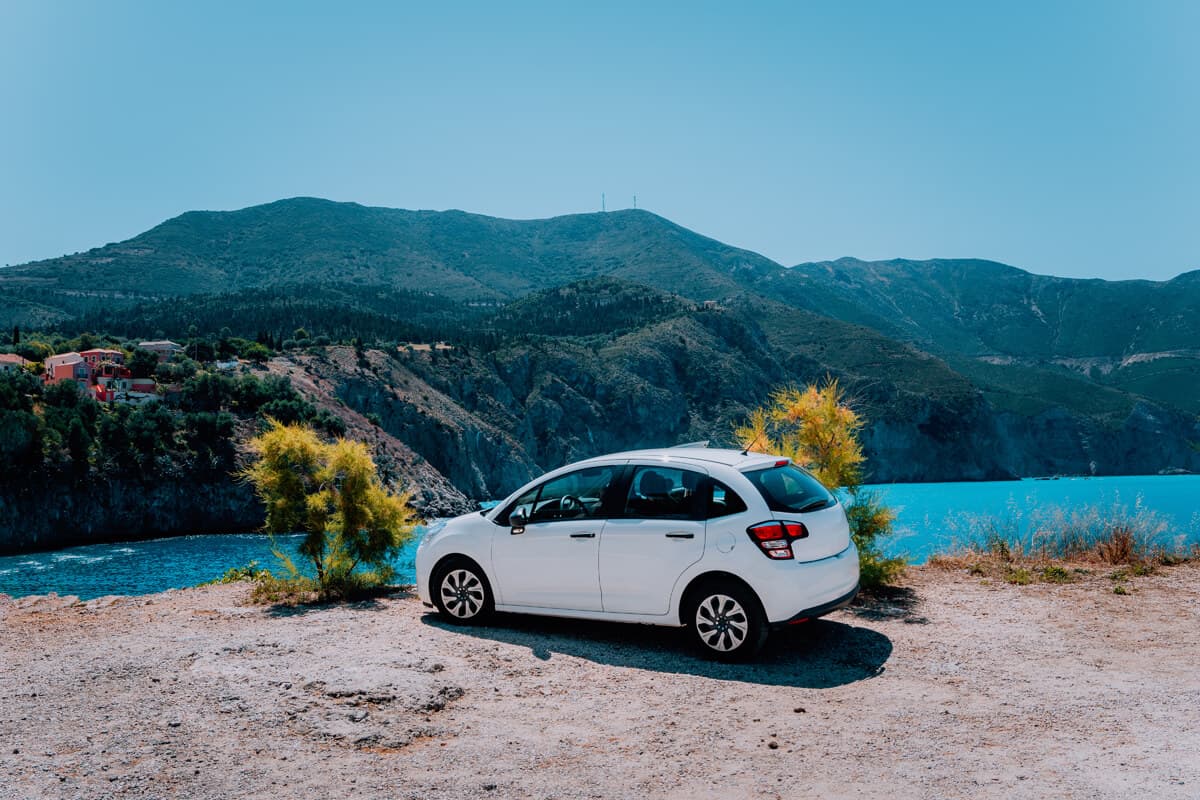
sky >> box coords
[1,1,1196,280]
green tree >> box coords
[242,342,271,363]
[11,324,18,346]
[242,420,419,598]
[128,348,160,379]
[0,370,43,474]
[736,378,904,590]
[67,416,92,470]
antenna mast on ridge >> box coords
[602,193,606,212]
[633,195,637,209]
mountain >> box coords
[3,198,1198,493]
[0,198,775,316]
[776,258,1200,415]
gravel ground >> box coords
[2,564,1198,799]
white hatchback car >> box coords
[416,445,860,660]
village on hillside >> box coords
[1,338,241,405]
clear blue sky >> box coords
[2,0,1196,280]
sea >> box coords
[1,474,1197,600]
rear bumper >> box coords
[772,582,859,628]
[755,540,860,624]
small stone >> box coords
[168,720,182,728]
[793,707,805,714]
[483,784,497,791]
[767,741,779,750]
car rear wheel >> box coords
[686,581,768,661]
[431,559,493,624]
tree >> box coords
[0,370,43,474]
[11,325,18,346]
[67,417,91,470]
[242,421,418,597]
[128,348,160,379]
[242,342,271,363]
[736,378,904,590]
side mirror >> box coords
[508,509,528,534]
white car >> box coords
[416,445,860,660]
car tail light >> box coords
[746,521,809,560]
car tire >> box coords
[685,580,768,661]
[431,558,494,625]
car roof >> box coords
[570,446,786,472]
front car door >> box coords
[598,464,707,615]
[490,463,622,611]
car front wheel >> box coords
[431,559,494,624]
[686,582,768,661]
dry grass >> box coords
[928,499,1199,586]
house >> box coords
[138,340,184,361]
[44,349,158,403]
[95,375,158,405]
[0,353,29,372]
[44,352,90,388]
[79,348,125,369]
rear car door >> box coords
[491,464,621,611]
[598,464,707,615]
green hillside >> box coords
[2,198,1197,483]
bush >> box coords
[249,573,320,605]
[737,378,904,591]
[241,420,419,599]
[202,560,272,585]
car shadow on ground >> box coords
[422,611,892,688]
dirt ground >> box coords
[2,564,1198,800]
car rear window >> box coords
[743,465,834,514]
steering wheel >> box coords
[559,495,583,514]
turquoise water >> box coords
[865,474,1200,562]
[1,475,1197,599]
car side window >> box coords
[623,467,704,520]
[708,480,748,519]
[522,465,620,523]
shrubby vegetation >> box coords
[736,378,905,591]
[242,420,419,600]
[0,357,342,482]
[930,498,1199,587]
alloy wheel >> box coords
[695,593,749,652]
[440,569,486,619]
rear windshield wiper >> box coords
[794,498,831,514]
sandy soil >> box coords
[2,565,1198,799]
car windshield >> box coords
[743,464,834,514]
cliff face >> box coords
[6,337,1197,556]
[992,402,1200,479]
[0,476,263,554]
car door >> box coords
[598,464,707,615]
[490,463,622,611]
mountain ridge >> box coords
[2,197,1197,492]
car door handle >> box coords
[569,532,596,539]
[665,533,695,539]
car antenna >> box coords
[740,430,767,456]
